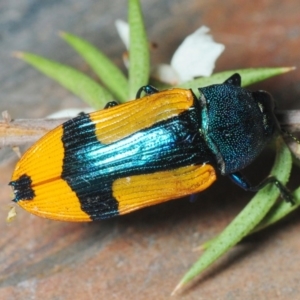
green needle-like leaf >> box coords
[197,185,300,252]
[173,138,292,294]
[15,52,113,109]
[179,67,295,97]
[128,0,150,98]
[252,186,300,233]
[60,32,129,103]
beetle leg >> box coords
[228,172,294,204]
[104,101,119,109]
[189,194,197,203]
[136,85,159,99]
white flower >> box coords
[115,19,130,50]
[170,26,225,82]
[47,108,93,118]
[115,21,225,85]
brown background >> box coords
[1,1,300,299]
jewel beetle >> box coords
[9,73,293,222]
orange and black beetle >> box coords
[10,74,292,221]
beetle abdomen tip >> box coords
[9,174,35,202]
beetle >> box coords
[9,73,293,222]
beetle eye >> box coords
[252,90,280,136]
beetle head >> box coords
[199,73,280,175]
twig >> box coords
[0,110,299,148]
[276,110,300,132]
[0,118,69,147]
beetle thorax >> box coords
[199,84,278,175]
